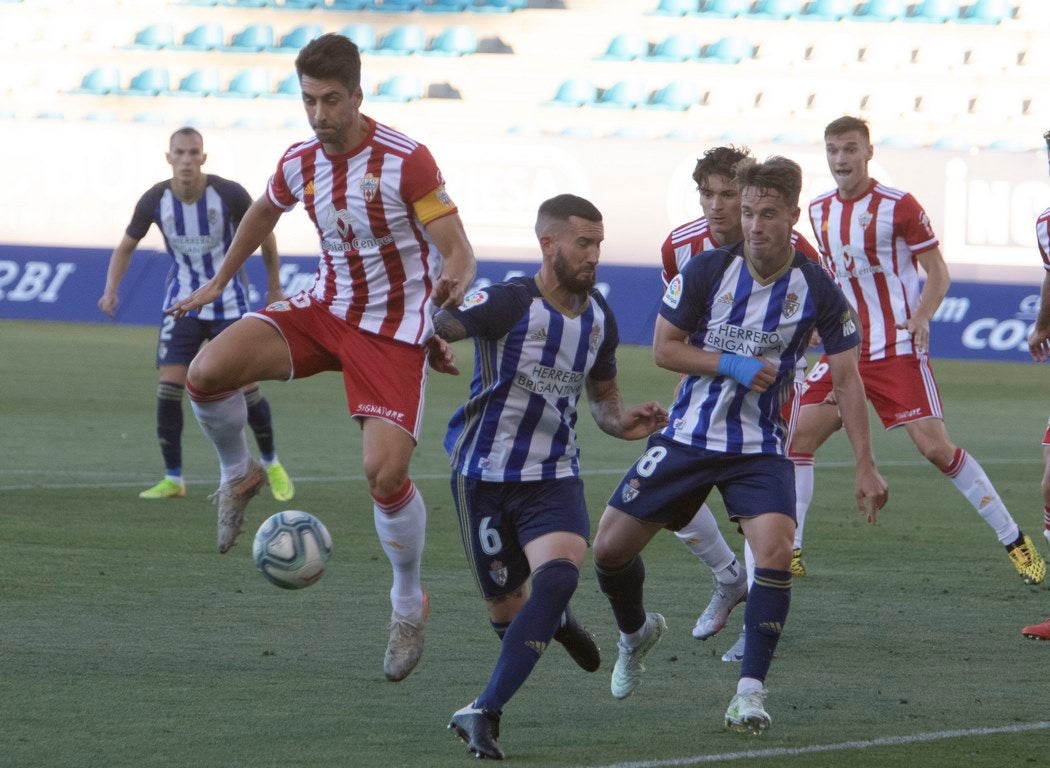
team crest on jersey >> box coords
[461,289,488,309]
[267,300,291,312]
[360,173,380,203]
[858,212,873,230]
[208,208,219,227]
[588,325,602,353]
[781,292,800,318]
[663,275,683,308]
[621,478,641,504]
[488,560,508,587]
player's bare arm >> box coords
[259,232,284,306]
[586,375,668,440]
[98,234,140,317]
[898,246,950,353]
[653,316,776,392]
[1029,271,1050,362]
[428,308,466,375]
[827,347,888,524]
[425,213,477,309]
[167,195,282,317]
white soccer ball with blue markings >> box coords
[252,510,333,590]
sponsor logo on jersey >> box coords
[357,403,406,422]
[304,180,314,197]
[663,274,683,308]
[462,290,488,308]
[527,326,547,341]
[717,291,734,305]
[489,560,508,587]
[525,640,547,656]
[360,172,379,203]
[515,364,584,397]
[840,310,857,336]
[705,323,784,357]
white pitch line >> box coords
[575,721,1050,768]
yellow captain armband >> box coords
[413,185,458,225]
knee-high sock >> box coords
[674,504,737,578]
[595,556,646,635]
[943,448,1019,545]
[156,381,184,477]
[188,386,249,486]
[373,479,426,617]
[475,559,579,713]
[791,454,814,550]
[243,386,276,462]
[741,567,792,683]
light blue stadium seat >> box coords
[802,0,855,21]
[363,0,420,10]
[551,78,597,107]
[274,24,323,52]
[748,0,804,19]
[130,23,174,50]
[906,0,959,22]
[224,0,271,7]
[222,67,272,98]
[276,0,322,8]
[375,24,426,55]
[594,80,646,109]
[420,0,471,10]
[174,68,222,97]
[695,0,750,17]
[371,73,425,101]
[226,24,275,53]
[122,67,171,97]
[600,32,648,61]
[647,32,698,62]
[701,34,752,64]
[653,0,699,15]
[425,25,477,55]
[76,66,121,95]
[647,79,699,111]
[960,0,1009,23]
[272,73,302,97]
[178,23,225,51]
[853,0,907,21]
[468,0,526,12]
[328,0,367,8]
[341,23,377,52]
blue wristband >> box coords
[716,353,764,388]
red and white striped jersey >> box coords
[660,216,821,287]
[808,180,938,361]
[267,116,458,346]
[1037,206,1050,270]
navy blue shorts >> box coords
[156,315,238,367]
[450,475,589,600]
[608,433,796,530]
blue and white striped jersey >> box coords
[127,174,253,321]
[660,243,859,456]
[444,275,619,482]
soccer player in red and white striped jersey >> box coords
[168,34,477,680]
[789,116,1045,585]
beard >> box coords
[553,249,596,294]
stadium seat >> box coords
[653,0,700,15]
[859,86,916,119]
[341,23,377,53]
[469,0,527,12]
[748,0,804,20]
[806,32,860,67]
[129,23,174,50]
[600,32,649,61]
[906,0,960,23]
[274,24,323,53]
[915,86,969,118]
[225,0,271,7]
[751,32,806,67]
[375,24,426,55]
[802,0,854,21]
[700,82,756,116]
[225,24,275,53]
[276,0,322,8]
[420,0,470,10]
[174,67,222,97]
[178,23,225,51]
[700,35,752,64]
[959,0,1010,23]
[964,38,1018,72]
[695,0,750,17]
[272,73,301,98]
[853,0,907,21]
[122,67,171,97]
[647,33,698,62]
[551,78,597,107]
[425,25,477,55]
[647,79,699,110]
[594,80,646,109]
[860,35,913,69]
[372,73,425,101]
[363,0,420,10]
[328,0,367,8]
[76,66,121,95]
[222,67,272,98]
[912,36,966,70]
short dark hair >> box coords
[295,33,362,92]
[1044,129,1050,150]
[692,145,750,189]
[535,194,602,238]
[824,115,870,142]
[733,156,803,208]
[169,126,203,148]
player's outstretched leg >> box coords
[449,702,504,760]
[694,567,747,640]
[1022,618,1050,640]
[209,458,267,553]
[611,612,666,700]
[1006,533,1046,586]
[725,687,771,734]
[553,604,601,672]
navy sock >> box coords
[489,620,510,641]
[740,567,792,683]
[475,559,578,712]
[595,556,647,635]
[156,381,184,475]
[244,386,275,460]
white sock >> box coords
[737,676,764,695]
[947,450,1019,545]
[373,481,426,617]
[190,392,250,486]
[621,614,654,648]
[674,504,736,576]
[792,458,814,550]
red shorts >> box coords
[249,293,428,440]
[1043,417,1050,446]
[798,352,944,430]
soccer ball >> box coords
[252,510,333,590]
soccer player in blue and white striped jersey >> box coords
[592,157,888,734]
